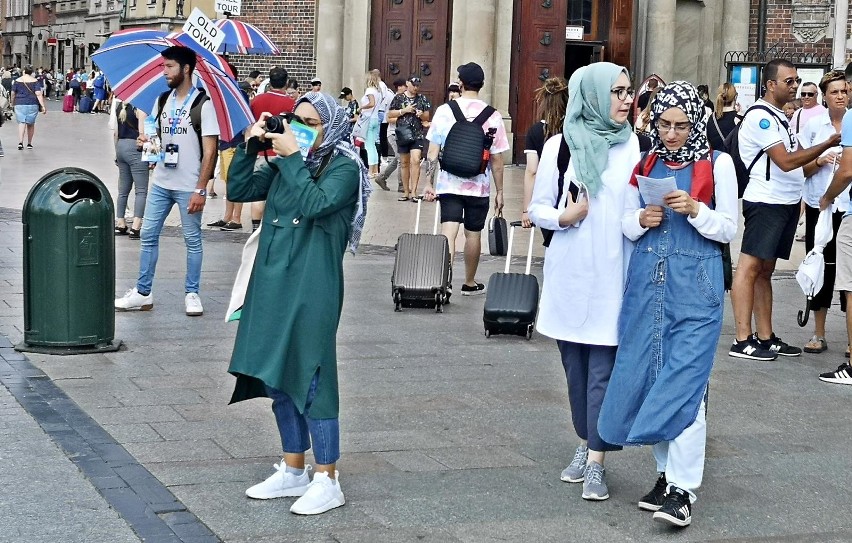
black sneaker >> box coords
[756,333,802,357]
[819,362,852,385]
[461,282,486,296]
[638,473,668,512]
[206,219,227,227]
[728,337,777,361]
[652,486,692,527]
[220,221,243,231]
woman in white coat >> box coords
[528,62,640,501]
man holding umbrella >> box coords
[115,45,219,316]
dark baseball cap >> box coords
[407,76,422,85]
[457,62,485,87]
[339,87,352,98]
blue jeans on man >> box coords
[136,183,203,295]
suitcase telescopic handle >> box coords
[413,196,441,235]
[505,221,536,275]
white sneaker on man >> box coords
[114,288,153,311]
[290,471,345,515]
[245,462,312,500]
[185,293,203,316]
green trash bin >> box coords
[16,167,122,354]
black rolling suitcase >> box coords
[391,197,451,312]
[483,221,539,339]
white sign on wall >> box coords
[215,0,241,16]
[565,26,584,41]
[182,8,225,54]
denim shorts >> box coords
[15,104,39,124]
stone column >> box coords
[833,0,849,68]
[450,0,496,103]
[315,0,345,93]
[643,0,676,81]
[720,0,750,81]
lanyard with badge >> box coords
[163,88,195,168]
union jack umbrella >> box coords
[91,29,252,141]
[213,19,281,55]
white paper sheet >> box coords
[636,175,677,207]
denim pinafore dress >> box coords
[598,155,724,445]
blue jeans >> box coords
[265,373,340,465]
[136,183,203,295]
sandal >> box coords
[803,335,827,354]
[128,228,141,240]
[114,226,128,236]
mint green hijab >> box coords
[562,62,633,196]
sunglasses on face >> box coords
[772,77,802,86]
[800,92,816,97]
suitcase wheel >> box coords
[435,292,443,313]
[393,291,402,312]
[526,324,534,340]
[484,327,491,338]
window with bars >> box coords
[567,0,594,36]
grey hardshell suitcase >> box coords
[391,198,452,312]
[482,221,540,339]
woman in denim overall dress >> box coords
[598,82,738,528]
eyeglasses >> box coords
[800,92,816,97]
[656,120,693,135]
[771,77,802,86]
[610,87,635,101]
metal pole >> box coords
[757,0,767,55]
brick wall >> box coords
[748,0,851,63]
[224,0,316,93]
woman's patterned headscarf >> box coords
[632,81,714,205]
[648,81,711,163]
[296,91,371,252]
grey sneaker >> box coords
[560,445,588,483]
[581,461,609,501]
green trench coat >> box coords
[225,145,359,419]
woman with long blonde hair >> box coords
[707,82,738,150]
[520,77,568,229]
[356,71,382,180]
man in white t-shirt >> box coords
[423,62,509,296]
[115,45,219,316]
[790,81,826,135]
[729,58,840,361]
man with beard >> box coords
[115,46,219,316]
[728,59,840,360]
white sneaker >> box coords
[114,288,153,311]
[185,293,203,316]
[290,471,345,515]
[245,462,311,500]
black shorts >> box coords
[439,193,490,232]
[397,137,425,155]
[741,200,800,261]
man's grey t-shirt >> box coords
[151,89,219,191]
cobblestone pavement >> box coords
[0,100,849,542]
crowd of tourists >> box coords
[72,43,852,527]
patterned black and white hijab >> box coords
[648,81,711,164]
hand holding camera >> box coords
[246,112,300,156]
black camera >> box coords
[264,112,304,135]
[246,112,305,154]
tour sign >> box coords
[215,0,241,16]
[182,8,226,54]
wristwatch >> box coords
[194,189,207,197]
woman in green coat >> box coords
[226,92,370,515]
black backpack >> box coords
[439,100,497,178]
[157,89,211,157]
[722,104,789,198]
[541,137,572,247]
